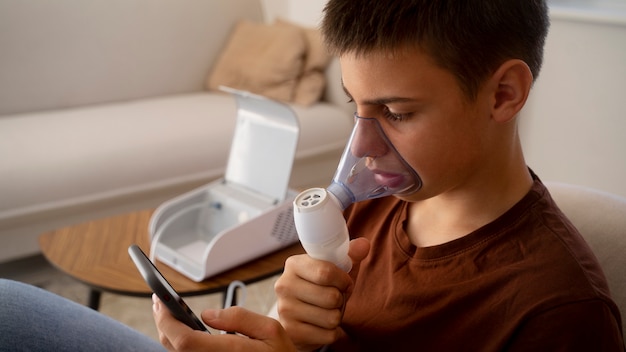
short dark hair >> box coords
[321,0,549,100]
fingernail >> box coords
[203,309,218,321]
[152,297,160,312]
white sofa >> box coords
[0,0,353,263]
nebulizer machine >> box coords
[293,115,422,271]
[147,87,422,282]
[148,88,302,282]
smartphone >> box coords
[128,244,209,332]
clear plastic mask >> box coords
[327,114,422,209]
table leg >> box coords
[88,289,102,310]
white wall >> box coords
[262,0,326,26]
[520,4,626,197]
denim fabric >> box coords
[0,279,165,351]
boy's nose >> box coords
[349,118,389,159]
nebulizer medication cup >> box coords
[293,116,422,272]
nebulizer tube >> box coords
[293,115,422,272]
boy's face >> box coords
[340,48,495,201]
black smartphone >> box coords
[128,244,209,332]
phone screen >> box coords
[128,244,209,332]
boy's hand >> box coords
[153,296,296,352]
[274,238,370,351]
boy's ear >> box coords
[489,59,533,123]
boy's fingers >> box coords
[202,307,285,341]
[153,294,209,350]
[347,237,370,282]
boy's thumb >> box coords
[348,237,370,263]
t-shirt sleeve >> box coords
[505,299,624,351]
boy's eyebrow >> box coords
[341,81,354,101]
[341,81,417,105]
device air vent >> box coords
[271,207,298,244]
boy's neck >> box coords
[405,161,533,248]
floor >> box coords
[0,254,279,340]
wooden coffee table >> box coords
[39,209,304,310]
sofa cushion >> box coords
[206,20,306,103]
[207,19,332,107]
[276,19,331,106]
[0,93,352,223]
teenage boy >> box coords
[1,1,621,351]
[272,0,624,351]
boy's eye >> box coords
[382,106,408,121]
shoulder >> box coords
[503,179,621,330]
[506,299,624,351]
[526,180,611,299]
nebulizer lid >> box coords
[327,115,422,210]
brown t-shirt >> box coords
[333,179,624,351]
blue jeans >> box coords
[0,279,165,351]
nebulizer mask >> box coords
[293,115,422,271]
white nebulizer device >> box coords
[293,116,422,272]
